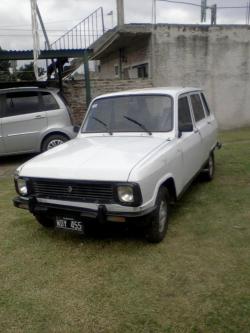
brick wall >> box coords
[98,38,151,79]
[63,79,153,125]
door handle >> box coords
[194,129,200,134]
[34,115,45,119]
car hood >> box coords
[19,135,166,181]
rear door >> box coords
[189,92,211,164]
[41,91,71,128]
[0,94,5,154]
[2,91,47,154]
[178,95,203,186]
[200,92,218,151]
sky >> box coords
[0,0,249,51]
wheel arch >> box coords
[40,131,70,151]
[160,177,177,204]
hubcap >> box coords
[47,139,64,150]
[159,200,168,233]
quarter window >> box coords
[190,94,205,122]
[5,92,40,117]
[178,97,193,130]
[41,92,59,111]
[201,93,211,116]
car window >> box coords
[178,96,193,130]
[82,95,173,133]
[190,94,206,122]
[201,92,211,116]
[41,92,59,111]
[5,92,40,117]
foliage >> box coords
[16,62,45,81]
[0,46,11,81]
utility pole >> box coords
[117,0,125,27]
[201,0,207,22]
[30,0,40,80]
[35,2,58,79]
[200,0,217,26]
[246,0,250,25]
[211,4,217,25]
[151,0,157,84]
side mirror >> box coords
[73,125,80,133]
[179,123,193,133]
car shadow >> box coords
[0,154,36,177]
[0,154,35,165]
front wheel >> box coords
[145,187,169,243]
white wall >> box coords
[153,25,250,129]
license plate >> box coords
[55,216,84,233]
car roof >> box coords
[94,87,202,100]
[0,87,59,94]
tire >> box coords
[41,134,69,152]
[145,187,169,243]
[202,152,215,181]
[35,215,54,228]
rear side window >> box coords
[190,94,205,122]
[41,92,59,111]
[201,92,211,116]
[5,92,40,117]
[178,96,193,130]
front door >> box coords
[178,95,203,187]
[2,91,47,154]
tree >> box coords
[17,62,45,81]
[0,46,11,81]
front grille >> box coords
[29,178,115,204]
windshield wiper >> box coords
[123,116,152,136]
[91,116,112,135]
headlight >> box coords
[16,178,28,196]
[117,185,134,203]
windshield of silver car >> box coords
[81,94,173,134]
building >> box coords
[90,23,250,129]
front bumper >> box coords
[13,196,156,223]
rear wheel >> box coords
[145,187,169,243]
[202,152,215,181]
[41,134,69,152]
[35,215,54,228]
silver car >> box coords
[0,87,77,156]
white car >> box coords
[13,87,219,243]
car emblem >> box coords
[68,186,73,193]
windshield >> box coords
[82,94,173,134]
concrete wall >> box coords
[63,78,153,124]
[153,25,250,129]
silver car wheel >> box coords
[159,200,168,233]
[47,139,64,150]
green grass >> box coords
[0,128,250,333]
